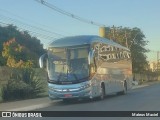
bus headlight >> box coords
[80,83,91,90]
[49,87,55,91]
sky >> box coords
[0,0,160,61]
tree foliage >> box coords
[2,38,33,68]
[104,26,149,73]
[0,24,45,67]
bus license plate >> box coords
[64,94,72,97]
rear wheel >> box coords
[118,81,127,95]
[99,84,105,100]
[123,81,127,94]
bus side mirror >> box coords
[39,53,48,68]
[88,49,95,65]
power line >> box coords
[0,20,55,41]
[0,14,66,42]
[0,8,74,36]
[34,0,105,27]
[0,21,59,47]
[0,14,64,37]
[0,21,60,42]
[0,20,57,41]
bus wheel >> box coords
[117,81,127,95]
[100,84,105,100]
[123,81,127,94]
[122,81,127,95]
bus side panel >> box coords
[91,42,132,96]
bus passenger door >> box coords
[91,75,100,97]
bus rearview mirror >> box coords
[39,53,47,68]
[88,50,95,65]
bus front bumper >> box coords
[48,88,92,100]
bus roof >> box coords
[49,35,130,51]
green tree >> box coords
[105,26,149,73]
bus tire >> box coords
[117,81,127,95]
[123,81,127,94]
[99,83,105,100]
[119,81,127,95]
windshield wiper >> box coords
[57,73,62,82]
[73,73,78,81]
[67,68,78,81]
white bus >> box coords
[39,35,132,101]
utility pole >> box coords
[125,30,129,48]
[157,51,160,70]
[112,25,115,40]
[157,51,160,80]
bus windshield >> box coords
[48,46,89,83]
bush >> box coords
[20,68,46,95]
[1,68,46,101]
